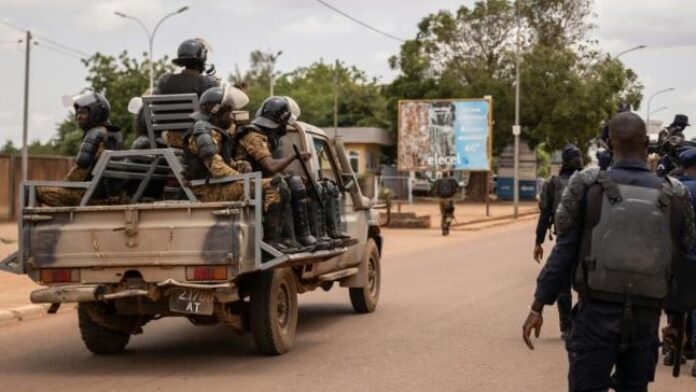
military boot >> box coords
[280,204,312,254]
[287,176,317,250]
[307,190,333,251]
[323,183,357,247]
[262,203,294,253]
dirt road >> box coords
[0,222,691,391]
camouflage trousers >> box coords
[36,166,89,207]
[192,177,283,212]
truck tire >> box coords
[349,239,381,313]
[78,303,131,355]
[249,268,298,355]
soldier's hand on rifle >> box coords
[533,244,544,263]
[296,151,312,161]
[522,304,544,350]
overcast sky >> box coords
[1,0,696,145]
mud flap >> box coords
[0,250,22,275]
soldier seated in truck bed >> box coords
[37,91,123,206]
[234,96,355,250]
[182,86,307,253]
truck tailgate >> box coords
[23,202,255,269]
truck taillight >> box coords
[40,268,80,284]
[186,265,228,281]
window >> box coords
[313,137,339,182]
[349,151,360,173]
[367,151,379,171]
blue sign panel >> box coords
[496,177,538,201]
[453,100,490,171]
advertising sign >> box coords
[397,99,492,172]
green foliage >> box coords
[387,0,643,155]
[230,53,388,128]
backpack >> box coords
[437,179,457,198]
[574,171,678,307]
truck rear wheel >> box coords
[78,303,131,355]
[249,268,298,355]
[349,239,381,313]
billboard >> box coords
[397,98,492,172]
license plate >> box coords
[169,289,215,315]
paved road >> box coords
[0,222,692,391]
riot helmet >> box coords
[198,85,249,128]
[71,91,111,131]
[172,38,209,68]
[561,144,582,170]
[252,96,301,130]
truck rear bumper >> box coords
[30,280,237,304]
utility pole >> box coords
[21,30,32,182]
[513,1,521,219]
[333,59,339,137]
[269,50,283,96]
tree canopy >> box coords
[387,0,642,155]
[230,52,389,129]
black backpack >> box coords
[437,179,457,198]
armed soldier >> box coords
[432,172,460,235]
[132,38,221,150]
[234,96,352,251]
[656,114,690,177]
[37,92,122,206]
[522,112,696,390]
[181,86,297,253]
[532,144,583,340]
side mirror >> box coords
[127,97,143,114]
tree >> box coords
[53,51,173,153]
[387,0,642,200]
[230,54,389,129]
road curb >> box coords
[0,303,75,326]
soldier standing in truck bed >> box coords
[37,92,122,206]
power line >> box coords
[0,19,90,57]
[314,0,405,43]
[35,40,85,61]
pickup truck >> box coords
[0,94,383,356]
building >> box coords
[322,127,393,174]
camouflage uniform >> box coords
[37,126,120,207]
[234,130,273,176]
[184,117,282,213]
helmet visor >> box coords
[222,85,249,110]
[72,92,98,108]
[284,96,301,122]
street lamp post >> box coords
[513,0,521,219]
[615,44,647,59]
[648,106,668,118]
[269,50,283,96]
[646,88,675,125]
[115,6,189,91]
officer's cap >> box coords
[672,114,690,127]
[679,148,696,169]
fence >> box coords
[0,154,74,221]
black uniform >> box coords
[153,71,219,97]
[534,160,696,391]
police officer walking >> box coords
[432,172,460,236]
[38,92,122,206]
[522,112,696,391]
[533,144,583,340]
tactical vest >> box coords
[155,72,219,97]
[575,171,678,307]
[182,121,232,181]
